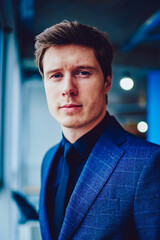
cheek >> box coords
[45,86,58,107]
[45,83,58,97]
[82,81,105,100]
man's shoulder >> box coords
[123,130,160,159]
[44,142,61,159]
[41,142,62,173]
[125,130,159,147]
[102,114,160,153]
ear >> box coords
[104,74,112,94]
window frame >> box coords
[0,18,4,188]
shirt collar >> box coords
[62,112,109,161]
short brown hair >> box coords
[35,20,113,79]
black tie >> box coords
[54,142,74,238]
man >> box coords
[35,20,160,240]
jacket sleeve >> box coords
[134,148,160,239]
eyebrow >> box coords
[74,66,96,70]
[45,69,62,77]
[45,66,97,76]
[74,66,98,74]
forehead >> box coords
[43,44,99,71]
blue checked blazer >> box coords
[39,115,160,240]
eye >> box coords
[50,72,63,80]
[75,70,91,78]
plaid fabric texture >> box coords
[39,116,160,240]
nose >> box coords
[62,75,78,97]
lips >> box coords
[60,103,82,112]
[60,104,82,108]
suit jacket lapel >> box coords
[39,142,61,240]
[59,116,126,240]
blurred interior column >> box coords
[147,71,160,145]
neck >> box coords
[61,111,106,143]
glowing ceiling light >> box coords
[137,121,148,133]
[120,77,134,91]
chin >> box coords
[61,121,83,129]
[59,117,86,129]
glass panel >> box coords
[0,23,4,187]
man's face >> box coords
[43,44,112,133]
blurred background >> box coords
[0,0,160,239]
